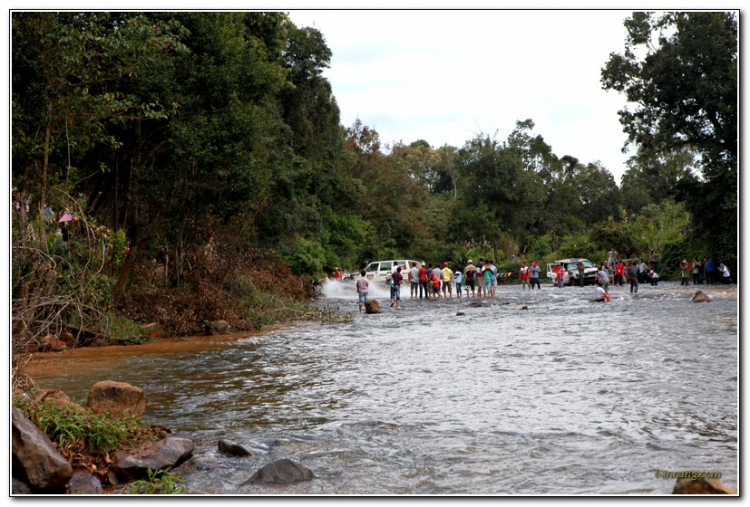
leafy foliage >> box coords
[125,468,185,495]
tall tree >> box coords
[601,11,737,270]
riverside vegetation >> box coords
[11,11,737,494]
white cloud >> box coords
[289,9,639,182]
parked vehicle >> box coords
[361,260,420,283]
[546,258,597,286]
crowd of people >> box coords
[350,250,733,312]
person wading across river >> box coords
[390,266,403,309]
[356,270,369,314]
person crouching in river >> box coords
[593,282,611,302]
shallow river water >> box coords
[26,281,738,495]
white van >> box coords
[362,260,420,283]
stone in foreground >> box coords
[12,408,73,492]
[673,477,736,494]
[241,458,314,485]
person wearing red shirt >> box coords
[614,260,625,286]
[418,262,428,299]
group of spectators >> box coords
[680,258,730,285]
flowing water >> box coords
[26,281,738,495]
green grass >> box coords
[14,393,138,456]
[125,468,185,494]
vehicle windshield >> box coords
[365,263,378,272]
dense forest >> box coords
[11,12,737,351]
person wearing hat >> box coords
[333,267,342,281]
[441,262,454,298]
[680,259,692,286]
[463,260,477,297]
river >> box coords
[25,281,738,495]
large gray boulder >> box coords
[110,436,194,481]
[241,458,314,486]
[87,380,145,418]
[12,408,73,492]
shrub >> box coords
[125,468,185,495]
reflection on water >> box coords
[26,282,738,495]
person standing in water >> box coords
[356,270,369,314]
[409,262,420,299]
[627,261,639,294]
[390,266,403,309]
[519,262,529,289]
[529,261,541,289]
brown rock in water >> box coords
[672,476,736,494]
[87,380,145,417]
[218,439,252,457]
[12,408,73,492]
[691,290,712,303]
[241,458,314,485]
[364,299,380,314]
[521,305,528,310]
[456,311,465,316]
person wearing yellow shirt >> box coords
[441,262,454,298]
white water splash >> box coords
[321,279,392,299]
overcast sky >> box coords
[287,10,641,184]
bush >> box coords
[284,238,326,277]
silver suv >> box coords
[546,258,598,286]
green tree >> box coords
[601,11,737,272]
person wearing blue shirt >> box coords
[704,257,714,285]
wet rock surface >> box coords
[240,458,314,486]
[12,408,73,492]
[111,436,195,481]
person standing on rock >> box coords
[356,270,369,314]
